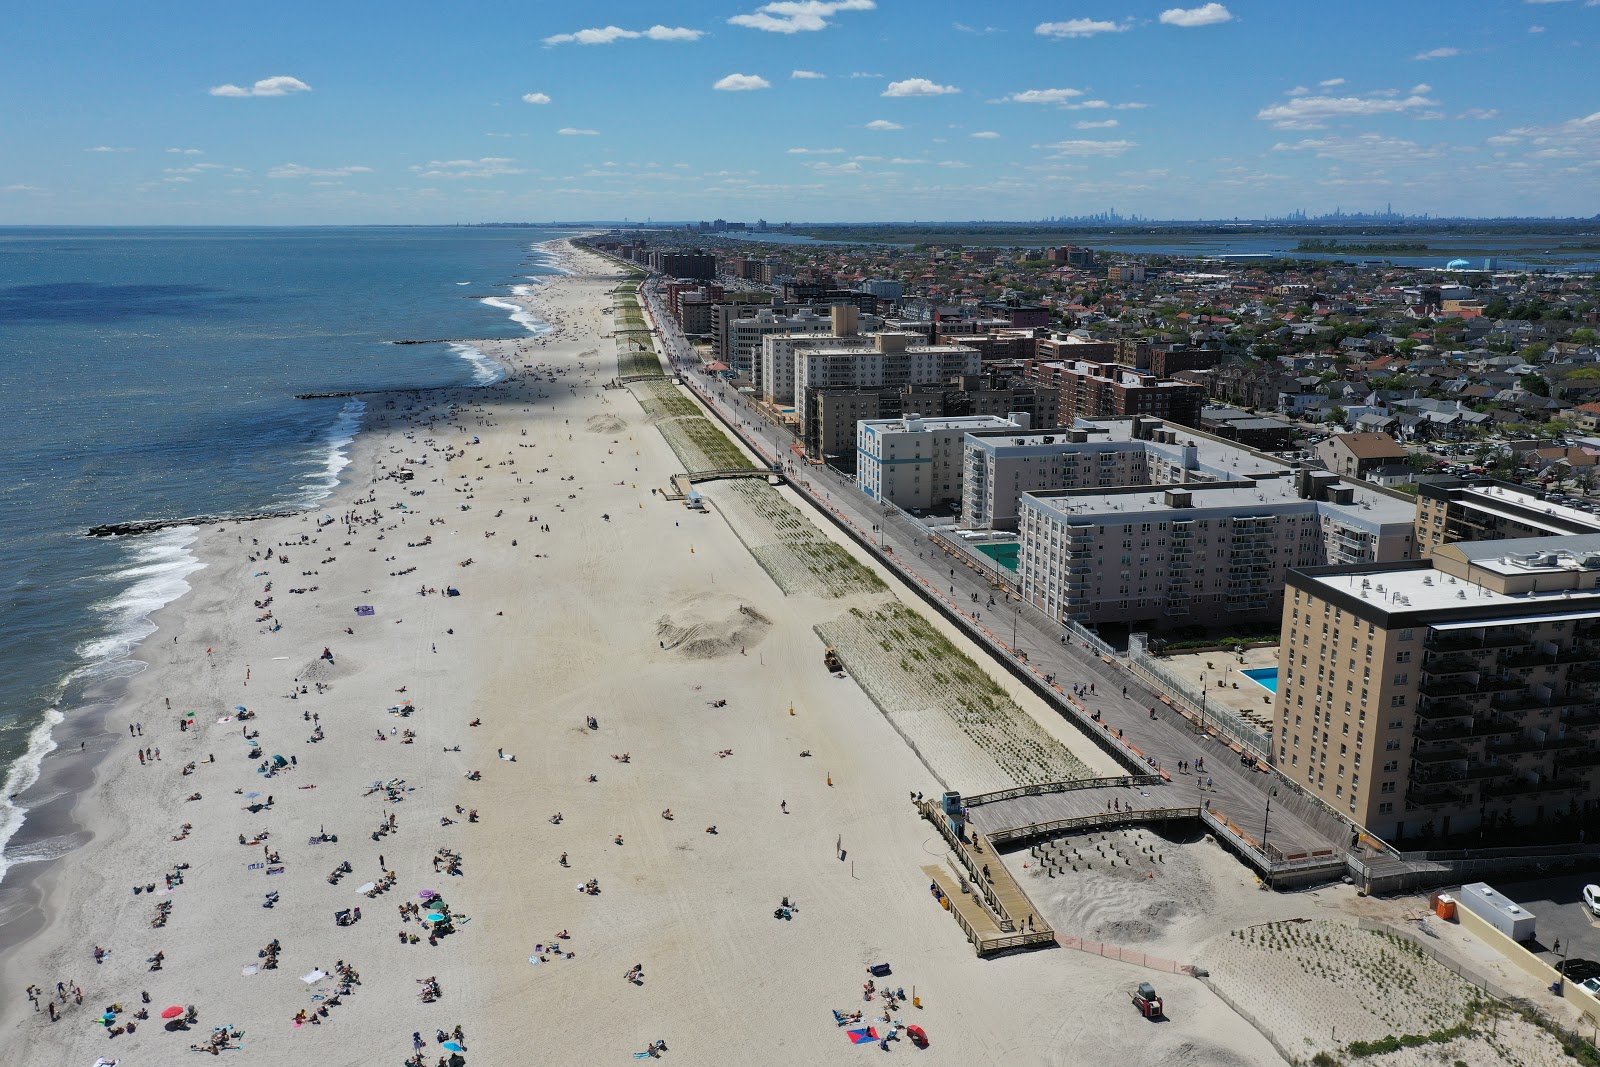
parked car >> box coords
[1582,883,1600,917]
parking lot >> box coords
[1492,873,1600,980]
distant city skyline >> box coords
[3,1,1597,224]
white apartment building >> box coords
[988,418,1417,629]
[730,307,832,386]
[858,413,1028,511]
[762,331,980,405]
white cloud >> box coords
[1528,23,1547,32]
[810,160,864,174]
[1524,0,1573,4]
[864,119,904,130]
[713,73,772,91]
[1319,78,1345,88]
[1414,46,1462,60]
[208,75,311,97]
[643,25,703,40]
[1272,133,1444,165]
[268,163,373,179]
[882,78,959,97]
[970,130,1001,139]
[791,69,826,79]
[86,146,133,152]
[728,1,876,34]
[1035,18,1129,39]
[542,25,702,45]
[166,147,205,155]
[1410,83,1433,93]
[786,147,845,154]
[1159,3,1233,27]
[557,127,600,136]
[1459,108,1500,120]
[521,92,552,105]
[937,160,972,168]
[2,183,44,193]
[1000,88,1084,104]
[410,157,524,179]
[1255,92,1438,129]
[1075,119,1120,129]
[1034,139,1137,156]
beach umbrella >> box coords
[441,1041,466,1052]
[418,889,437,899]
[427,912,446,923]
[356,882,376,895]
[235,706,248,712]
[160,1006,185,1019]
[846,1027,879,1045]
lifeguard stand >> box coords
[941,791,966,840]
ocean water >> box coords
[0,225,575,880]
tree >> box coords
[1330,406,1349,426]
[1521,373,1551,397]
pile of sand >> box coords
[656,595,771,659]
[586,413,627,433]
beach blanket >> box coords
[355,605,375,616]
[846,1027,879,1045]
[300,969,325,984]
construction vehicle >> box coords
[1130,981,1163,1020]
[823,648,843,674]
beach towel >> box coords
[355,605,375,616]
[846,1027,879,1045]
[300,969,325,984]
[241,966,258,976]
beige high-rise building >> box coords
[1415,478,1600,558]
[1275,534,1600,844]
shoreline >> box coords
[0,242,570,943]
[0,237,1289,1065]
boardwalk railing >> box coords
[962,774,1165,807]
[918,802,1010,928]
[985,805,1202,847]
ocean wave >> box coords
[75,528,205,668]
[480,295,550,336]
[0,704,65,883]
[299,398,367,505]
[446,342,504,386]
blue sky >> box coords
[2,1,1596,223]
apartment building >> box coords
[983,419,1414,629]
[764,330,980,405]
[1028,358,1204,428]
[709,294,776,364]
[803,378,1055,466]
[1415,478,1600,558]
[1314,432,1410,481]
[1276,535,1600,843]
[732,307,833,386]
[858,414,1027,511]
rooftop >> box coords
[1300,564,1600,617]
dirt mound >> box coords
[656,597,771,659]
[586,414,627,434]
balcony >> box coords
[1419,678,1495,700]
[1414,719,1516,743]
[1416,700,1474,722]
[1499,647,1593,670]
[1410,745,1468,765]
[1406,783,1467,808]
[1426,630,1532,654]
[1411,763,1511,786]
[1556,749,1600,771]
[1569,663,1600,685]
[1481,776,1587,800]
[1421,656,1481,677]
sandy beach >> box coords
[0,241,1292,1065]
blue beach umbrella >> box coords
[442,1041,466,1052]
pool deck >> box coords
[1150,646,1280,742]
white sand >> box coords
[0,242,1284,1065]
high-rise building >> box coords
[858,414,1028,511]
[1415,478,1600,558]
[1275,535,1600,843]
[1030,358,1205,428]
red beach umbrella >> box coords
[161,1005,185,1019]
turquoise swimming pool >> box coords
[1241,668,1279,694]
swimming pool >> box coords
[1241,668,1279,694]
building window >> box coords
[1379,802,1394,815]
[1385,739,1401,751]
[1380,782,1395,794]
[1398,629,1413,641]
[1395,651,1411,663]
[1383,760,1398,772]
[1393,673,1408,686]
